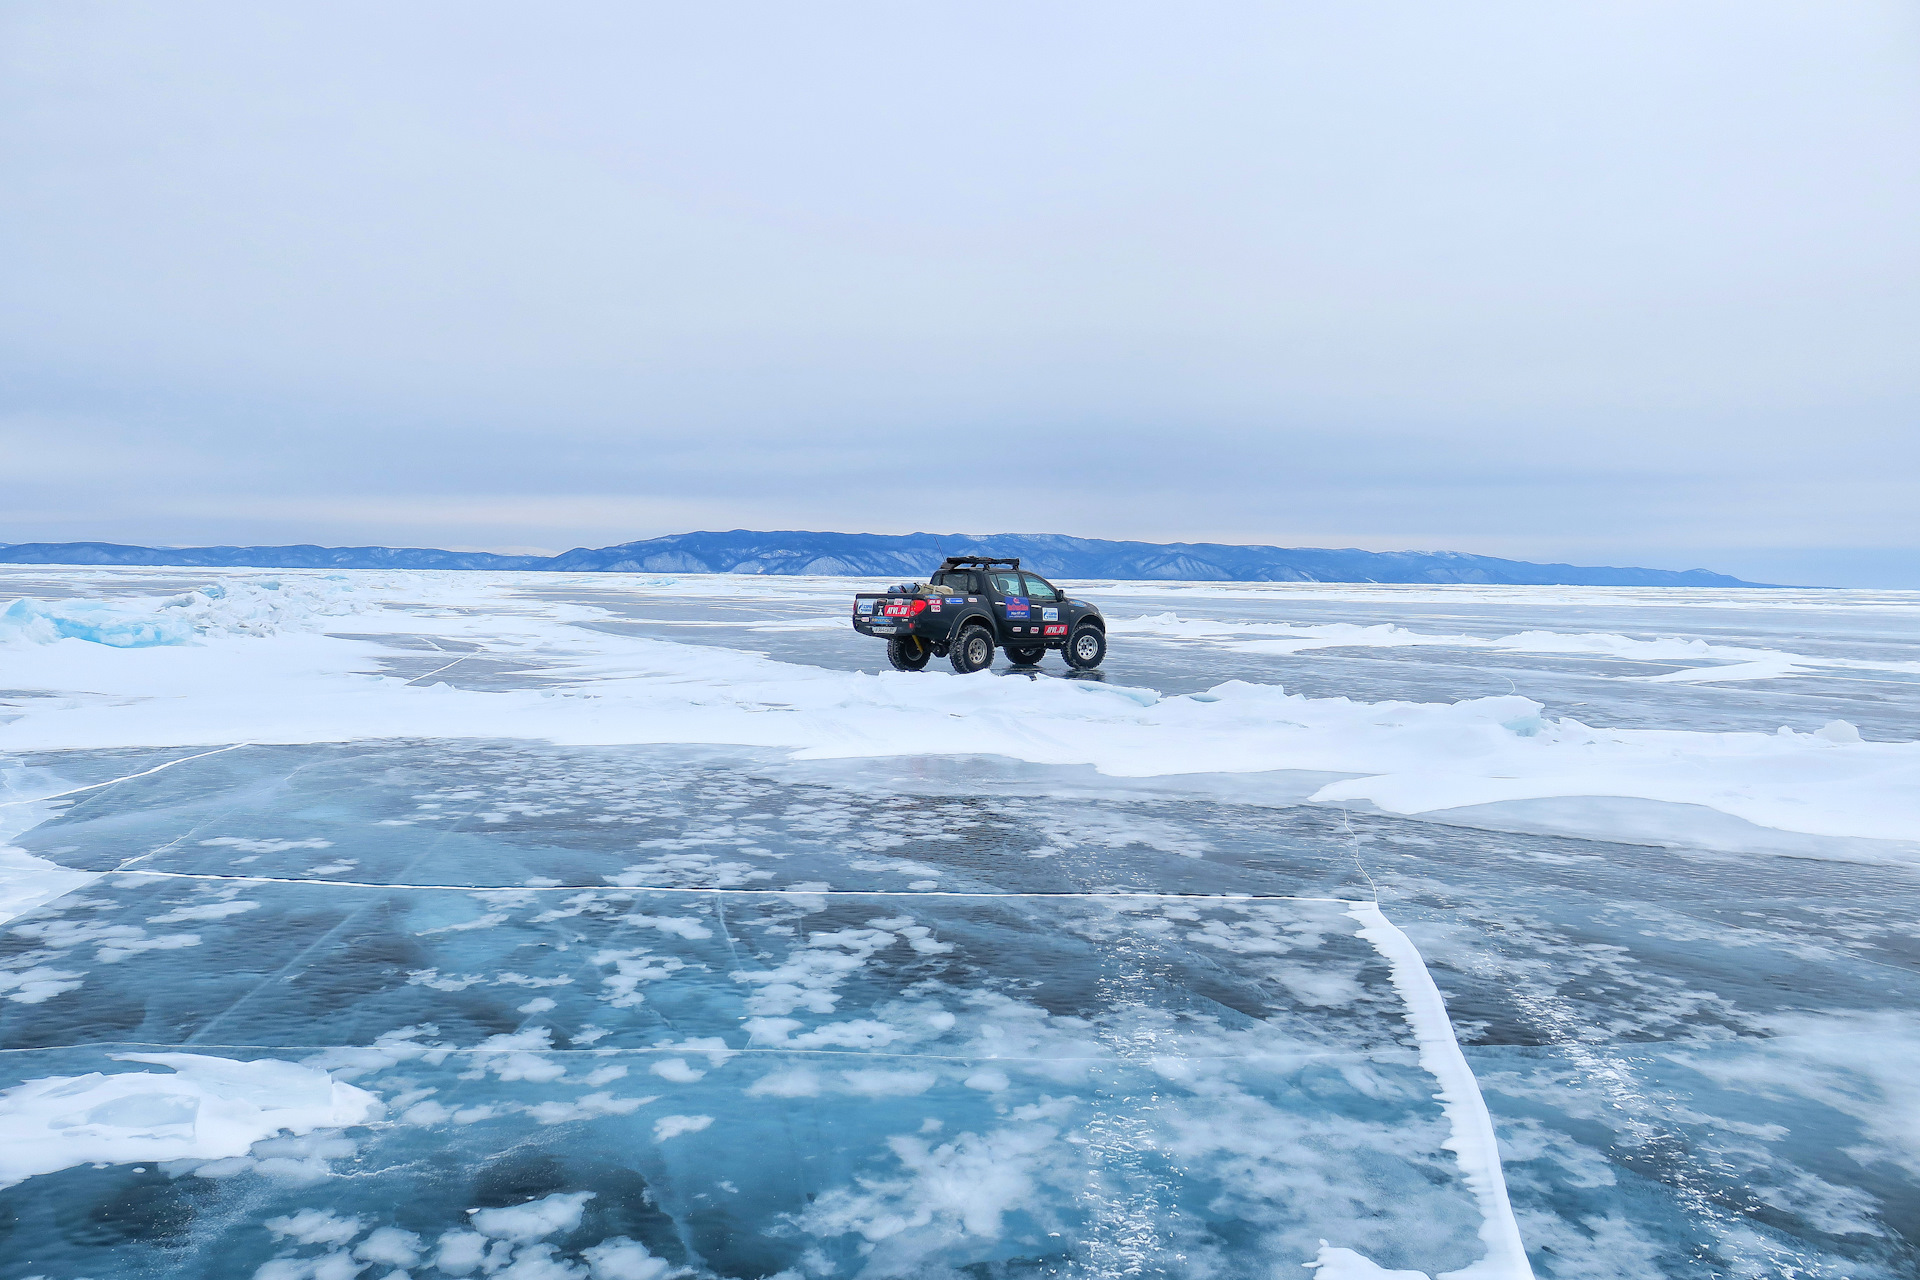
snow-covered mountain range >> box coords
[0,531,1768,586]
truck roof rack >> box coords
[939,555,1020,570]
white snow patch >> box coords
[526,1092,651,1125]
[146,899,261,923]
[0,1053,380,1187]
[840,1069,936,1096]
[354,1225,423,1266]
[797,1124,1053,1245]
[1114,612,1920,685]
[620,913,713,940]
[0,776,98,927]
[201,837,333,852]
[648,1058,704,1083]
[265,1208,365,1246]
[0,963,83,1004]
[433,1229,491,1275]
[652,1114,713,1141]
[747,1068,823,1098]
[581,1237,671,1280]
[1306,1242,1436,1278]
[467,1191,596,1241]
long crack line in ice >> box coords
[1348,899,1536,1280]
[0,1040,1379,1064]
[1339,805,1381,902]
[404,654,471,685]
[0,742,253,808]
[1466,913,1804,1275]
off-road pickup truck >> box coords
[851,556,1108,673]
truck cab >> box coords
[852,555,1107,673]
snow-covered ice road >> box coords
[1,569,1917,1279]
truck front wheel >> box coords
[949,624,995,673]
[887,637,932,671]
[1062,626,1106,669]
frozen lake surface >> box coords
[1,569,1917,1279]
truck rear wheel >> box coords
[949,624,995,673]
[1005,645,1045,665]
[887,637,932,671]
[1062,625,1106,669]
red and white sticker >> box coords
[1043,624,1068,636]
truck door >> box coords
[1022,573,1069,645]
[986,570,1030,643]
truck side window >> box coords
[989,572,1024,596]
[1021,575,1059,602]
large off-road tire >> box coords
[887,636,932,671]
[1061,625,1106,669]
[949,624,996,673]
[1005,645,1046,666]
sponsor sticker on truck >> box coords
[1044,624,1068,636]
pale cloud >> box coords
[2,2,1915,584]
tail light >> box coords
[908,599,928,615]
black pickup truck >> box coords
[852,556,1108,673]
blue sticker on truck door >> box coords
[1042,607,1058,622]
[1005,596,1029,618]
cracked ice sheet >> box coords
[8,741,1376,901]
[0,870,1500,1279]
[1471,1023,1920,1280]
[1,570,1919,848]
[3,749,1917,1275]
[1362,826,1920,1280]
[0,784,97,929]
[0,1044,1468,1280]
[0,871,1400,1056]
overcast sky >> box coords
[4,2,1917,584]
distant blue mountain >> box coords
[0,541,546,571]
[0,532,1771,586]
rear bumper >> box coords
[853,618,917,637]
